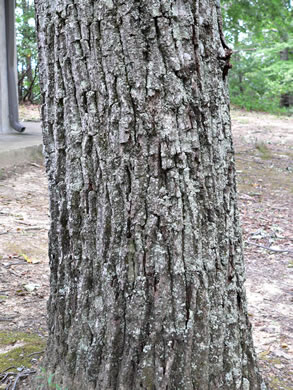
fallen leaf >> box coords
[20,253,40,264]
[258,350,270,359]
[16,289,27,296]
[21,253,32,263]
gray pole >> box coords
[5,0,25,132]
[0,0,10,133]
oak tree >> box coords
[35,0,266,389]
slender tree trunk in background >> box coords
[35,1,266,389]
[279,48,293,108]
[24,55,33,101]
[18,64,24,102]
[280,47,289,61]
[239,73,244,94]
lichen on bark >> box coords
[35,0,267,389]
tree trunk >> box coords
[35,1,266,389]
[279,48,293,108]
[280,47,289,61]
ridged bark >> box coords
[35,0,266,389]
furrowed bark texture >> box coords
[35,1,266,389]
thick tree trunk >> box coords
[35,1,266,389]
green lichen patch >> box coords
[0,331,46,372]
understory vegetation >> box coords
[222,0,293,115]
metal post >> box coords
[0,0,10,133]
[5,0,25,132]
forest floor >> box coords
[0,108,292,389]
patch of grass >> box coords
[258,354,293,390]
[260,356,282,365]
[237,118,250,124]
[268,376,293,390]
[0,331,46,371]
[235,157,293,195]
[255,142,273,159]
[0,163,43,182]
[288,260,293,268]
[4,242,46,261]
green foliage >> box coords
[222,0,293,115]
[229,40,293,114]
[16,0,40,103]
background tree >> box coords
[16,0,40,104]
[35,0,267,389]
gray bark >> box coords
[35,0,266,389]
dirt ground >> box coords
[232,109,293,389]
[0,108,293,389]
